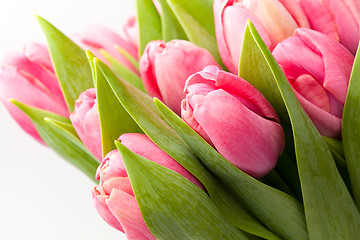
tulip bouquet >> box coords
[1,0,360,239]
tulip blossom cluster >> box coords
[1,0,360,239]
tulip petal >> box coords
[120,133,204,190]
[299,0,339,41]
[326,0,360,54]
[92,189,124,232]
[242,0,298,45]
[292,74,330,112]
[295,28,354,103]
[107,188,156,240]
[193,89,284,178]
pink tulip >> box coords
[272,28,354,138]
[181,65,285,178]
[214,0,309,74]
[70,88,102,160]
[299,0,360,55]
[0,42,68,143]
[93,133,203,239]
[140,40,218,115]
[75,19,139,74]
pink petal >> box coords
[292,74,331,112]
[119,133,204,190]
[92,188,124,232]
[294,90,342,138]
[242,0,298,46]
[193,90,285,178]
[107,189,156,240]
[295,28,354,103]
[299,0,339,41]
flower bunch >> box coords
[1,0,360,239]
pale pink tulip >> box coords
[273,28,354,138]
[140,40,218,115]
[181,65,285,178]
[93,133,203,239]
[70,88,101,160]
[299,0,360,55]
[0,42,68,143]
[214,0,309,74]
[75,19,139,74]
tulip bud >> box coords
[181,65,285,178]
[0,42,68,143]
[70,88,102,160]
[299,0,360,55]
[214,0,309,74]
[93,133,203,239]
[140,40,218,115]
[75,19,139,74]
[273,28,354,138]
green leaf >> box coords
[36,16,93,112]
[242,21,360,239]
[95,58,279,239]
[44,117,79,139]
[157,0,188,41]
[167,0,225,68]
[137,0,162,55]
[343,42,360,210]
[100,49,146,92]
[11,100,99,181]
[94,59,143,158]
[154,98,307,240]
[116,142,247,240]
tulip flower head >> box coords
[181,65,285,178]
[140,40,218,115]
[75,19,139,74]
[299,0,360,55]
[214,0,309,74]
[0,42,68,143]
[93,133,203,239]
[70,88,102,160]
[273,28,354,138]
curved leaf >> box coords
[343,42,360,210]
[242,21,360,239]
[116,142,247,240]
[11,100,98,181]
[95,58,279,239]
[36,16,93,112]
[154,98,308,240]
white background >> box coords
[0,1,135,239]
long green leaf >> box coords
[154,98,308,240]
[157,0,188,41]
[242,21,360,239]
[343,42,360,210]
[116,142,247,240]
[167,0,224,68]
[11,100,98,180]
[100,50,146,92]
[94,59,143,158]
[36,16,93,112]
[137,0,162,55]
[95,58,279,239]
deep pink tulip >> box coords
[273,28,354,138]
[75,20,139,74]
[214,0,309,74]
[140,40,218,115]
[93,133,203,239]
[181,65,285,178]
[70,88,102,160]
[299,0,360,55]
[0,42,68,143]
